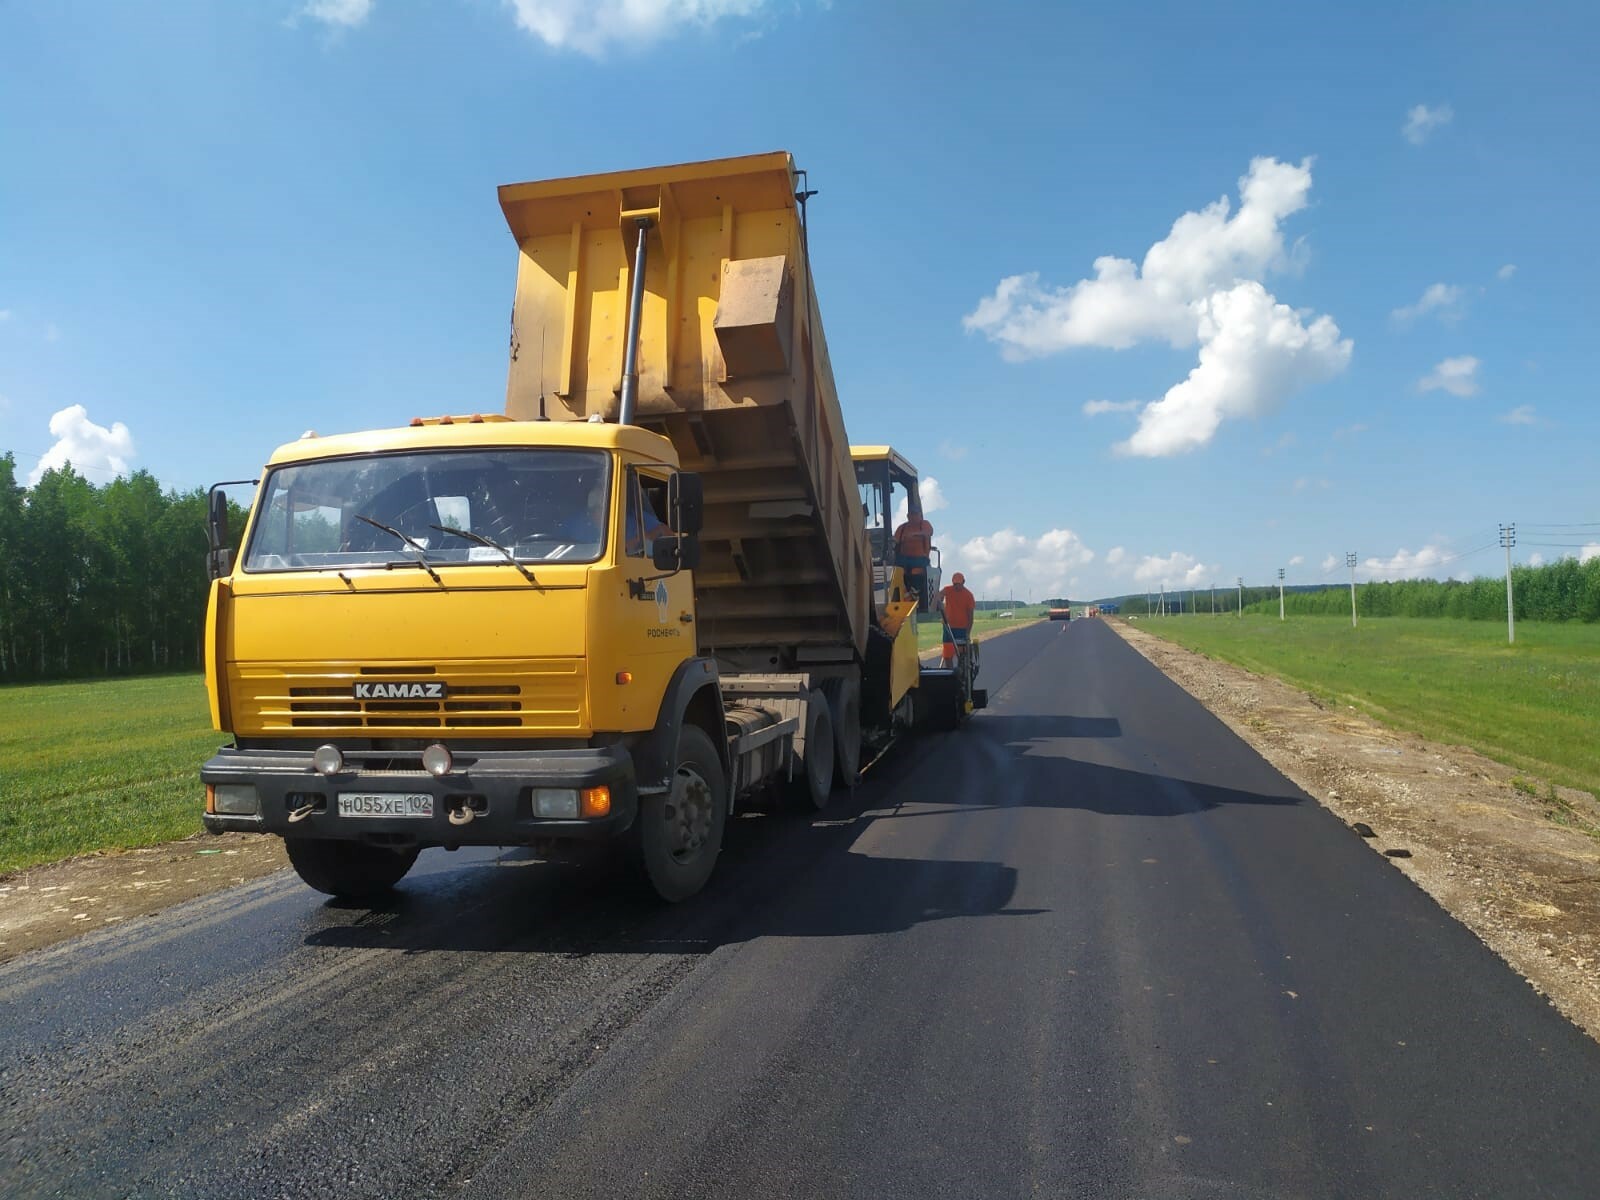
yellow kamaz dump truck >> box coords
[200,152,981,902]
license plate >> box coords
[338,793,434,819]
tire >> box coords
[821,677,861,789]
[786,699,835,812]
[635,724,728,902]
[285,839,419,899]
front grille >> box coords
[237,660,585,735]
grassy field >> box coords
[1132,615,1600,798]
[915,605,1051,650]
[0,674,227,875]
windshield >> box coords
[243,448,610,572]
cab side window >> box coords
[624,469,672,558]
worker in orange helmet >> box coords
[893,499,935,611]
[939,571,977,667]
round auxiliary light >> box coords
[312,744,344,776]
[422,744,453,778]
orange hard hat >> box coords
[952,572,965,585]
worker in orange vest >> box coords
[939,571,976,667]
[893,501,935,610]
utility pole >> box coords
[1501,523,1516,644]
[1278,568,1285,621]
[1236,576,1243,617]
[1211,582,1216,615]
[1346,553,1359,627]
[1160,582,1166,616]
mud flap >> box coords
[971,688,988,710]
[914,669,965,732]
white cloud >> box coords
[1321,553,1338,572]
[1125,551,1209,587]
[892,475,945,528]
[1082,398,1141,417]
[1581,543,1600,565]
[957,526,1094,600]
[300,0,372,26]
[26,405,135,485]
[1418,355,1480,397]
[938,440,968,461]
[1497,264,1517,281]
[1499,405,1536,425]
[1528,552,1545,567]
[965,158,1350,457]
[505,0,765,54]
[1364,544,1452,577]
[1391,282,1463,325]
[1117,283,1351,457]
[1106,546,1127,566]
[1403,103,1453,145]
[1289,555,1305,566]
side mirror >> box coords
[207,487,230,580]
[669,472,704,536]
[652,535,701,572]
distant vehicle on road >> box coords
[998,610,1014,619]
[1049,605,1072,621]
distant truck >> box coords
[200,153,981,903]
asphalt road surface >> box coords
[4,619,1598,1199]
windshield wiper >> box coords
[353,514,444,586]
[430,524,538,584]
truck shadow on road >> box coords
[302,781,1043,958]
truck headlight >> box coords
[312,744,344,776]
[213,784,260,816]
[422,744,453,778]
[533,788,579,819]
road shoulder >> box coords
[1110,617,1600,1042]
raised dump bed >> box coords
[498,152,870,669]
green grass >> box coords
[915,605,1051,650]
[1132,615,1600,799]
[0,674,228,875]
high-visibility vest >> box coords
[895,518,933,558]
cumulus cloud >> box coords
[1289,555,1305,566]
[1579,543,1600,564]
[1129,550,1210,588]
[957,526,1094,600]
[1117,282,1351,457]
[1364,545,1452,577]
[26,405,135,485]
[1497,264,1517,281]
[1403,103,1453,145]
[1528,552,1545,567]
[1321,553,1339,572]
[505,0,765,54]
[1082,398,1141,417]
[1391,282,1463,326]
[1418,355,1480,397]
[299,0,372,26]
[965,157,1350,457]
[1106,546,1127,566]
[1499,405,1536,425]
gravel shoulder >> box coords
[1112,617,1600,1042]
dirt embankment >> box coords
[1113,618,1600,1042]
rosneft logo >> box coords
[353,681,448,700]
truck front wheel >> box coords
[285,838,420,899]
[636,724,728,902]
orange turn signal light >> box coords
[204,783,216,814]
[615,671,633,685]
[581,786,611,818]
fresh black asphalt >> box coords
[2,618,1597,1198]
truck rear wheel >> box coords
[636,724,727,902]
[786,700,835,812]
[285,839,419,899]
[821,677,861,788]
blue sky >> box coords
[3,0,1596,601]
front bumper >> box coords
[201,744,638,845]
